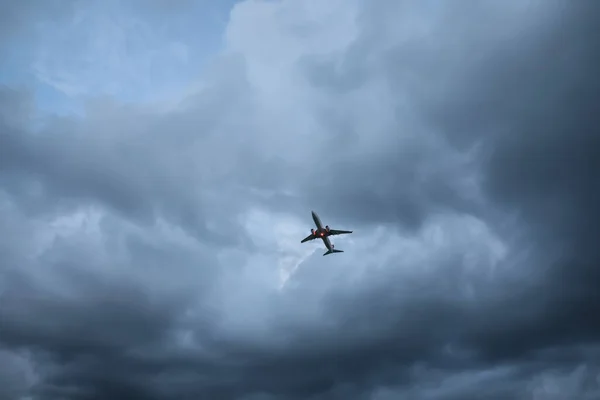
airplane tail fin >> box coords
[323,249,344,256]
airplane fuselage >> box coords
[312,211,333,251]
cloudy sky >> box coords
[1,0,599,399]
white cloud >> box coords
[529,364,600,400]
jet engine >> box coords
[332,244,335,248]
[311,229,315,235]
[325,225,330,232]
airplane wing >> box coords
[328,229,353,236]
[301,234,316,243]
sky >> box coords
[0,0,599,399]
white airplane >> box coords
[300,211,353,256]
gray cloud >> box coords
[1,0,599,399]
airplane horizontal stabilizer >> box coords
[323,249,344,256]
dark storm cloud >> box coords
[0,60,258,246]
[1,0,599,399]
[328,1,600,396]
[0,204,222,399]
[415,0,600,364]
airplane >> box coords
[300,211,353,256]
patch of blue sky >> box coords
[4,0,242,117]
[0,41,32,86]
[1,38,81,117]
